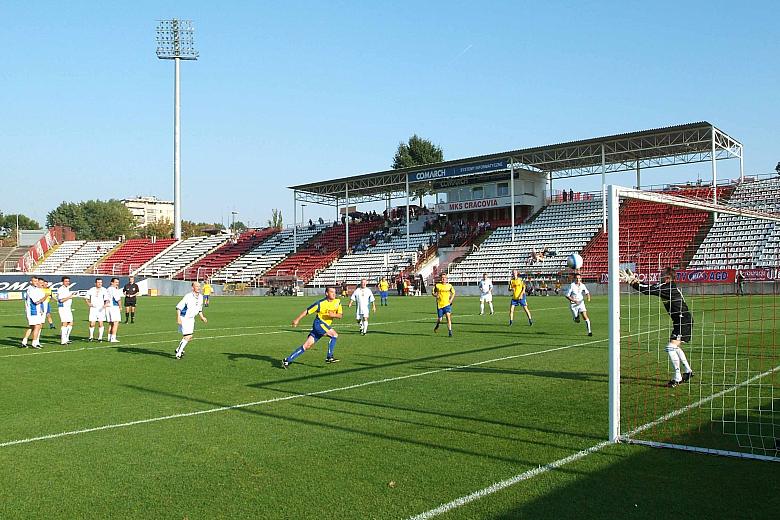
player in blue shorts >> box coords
[283,286,343,368]
[433,273,455,337]
[378,277,390,306]
[509,270,533,326]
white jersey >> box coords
[56,285,74,311]
[478,279,493,295]
[86,287,109,309]
[566,282,589,304]
[176,292,204,319]
[25,286,45,318]
[107,287,123,308]
[351,287,375,316]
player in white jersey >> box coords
[349,278,376,335]
[478,273,494,315]
[84,278,109,342]
[565,273,592,336]
[175,282,208,359]
[21,276,47,349]
[56,276,76,345]
[105,278,124,343]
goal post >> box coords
[607,184,780,461]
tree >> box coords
[139,219,173,239]
[182,221,225,239]
[232,220,248,232]
[268,209,283,229]
[47,200,136,240]
[392,134,444,206]
[0,212,41,246]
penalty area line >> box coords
[405,363,780,520]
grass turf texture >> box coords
[0,295,777,519]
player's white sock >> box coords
[488,302,494,314]
[61,328,67,344]
[21,338,27,346]
[585,319,591,333]
[675,347,691,373]
[98,327,104,340]
[176,339,189,356]
[665,344,682,381]
[363,319,368,333]
[480,302,484,315]
[66,325,73,341]
[89,327,94,339]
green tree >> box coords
[267,209,283,229]
[0,212,41,246]
[182,221,225,239]
[139,219,173,239]
[392,134,444,206]
[47,200,135,240]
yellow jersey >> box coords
[379,280,389,292]
[434,282,454,309]
[202,284,213,296]
[306,298,343,326]
[510,278,525,299]
[43,287,52,304]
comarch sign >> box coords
[407,159,508,183]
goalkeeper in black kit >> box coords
[620,267,694,388]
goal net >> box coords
[605,184,779,461]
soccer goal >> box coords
[606,184,780,462]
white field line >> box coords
[0,306,568,353]
[406,364,780,520]
[0,330,633,449]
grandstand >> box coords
[212,224,329,283]
[689,178,780,269]
[582,186,732,276]
[177,228,278,281]
[266,221,384,283]
[135,234,230,278]
[310,252,418,286]
[447,198,603,283]
[35,240,119,274]
[95,238,177,275]
[353,230,439,255]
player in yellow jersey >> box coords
[283,286,343,368]
[202,281,213,307]
[40,278,56,329]
[378,277,390,306]
[509,269,533,326]
[433,273,455,337]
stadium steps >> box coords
[176,228,279,281]
[95,238,178,275]
[131,238,187,275]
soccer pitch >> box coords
[1,295,777,519]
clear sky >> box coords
[2,0,778,228]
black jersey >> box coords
[123,283,140,297]
[631,280,690,317]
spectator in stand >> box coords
[308,219,314,228]
[569,188,574,201]
[396,277,404,296]
[318,217,324,225]
[419,274,427,295]
[562,190,567,202]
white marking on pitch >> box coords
[0,330,617,449]
[406,364,780,520]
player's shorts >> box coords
[89,308,106,322]
[308,318,332,341]
[511,297,527,307]
[355,309,370,320]
[437,305,452,318]
[179,317,196,336]
[58,308,73,323]
[570,302,587,315]
[480,293,493,302]
[203,295,210,301]
[27,314,45,326]
[106,307,122,323]
[46,303,51,314]
[380,291,388,299]
[671,313,693,343]
[125,297,137,307]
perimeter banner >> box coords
[599,269,746,284]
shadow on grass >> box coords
[116,346,174,359]
[122,383,584,467]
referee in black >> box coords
[624,267,694,388]
[123,276,140,324]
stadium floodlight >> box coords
[156,19,199,240]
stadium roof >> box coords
[290,121,742,205]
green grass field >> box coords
[1,294,777,519]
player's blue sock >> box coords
[327,337,337,358]
[288,345,306,362]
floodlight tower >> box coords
[156,19,199,240]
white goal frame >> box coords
[607,184,780,461]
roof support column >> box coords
[711,131,718,220]
[293,190,298,253]
[406,174,411,251]
[601,144,607,232]
[510,159,515,242]
[635,161,641,190]
[345,183,350,253]
[739,144,744,182]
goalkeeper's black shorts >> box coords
[670,312,693,343]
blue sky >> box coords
[2,1,778,227]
